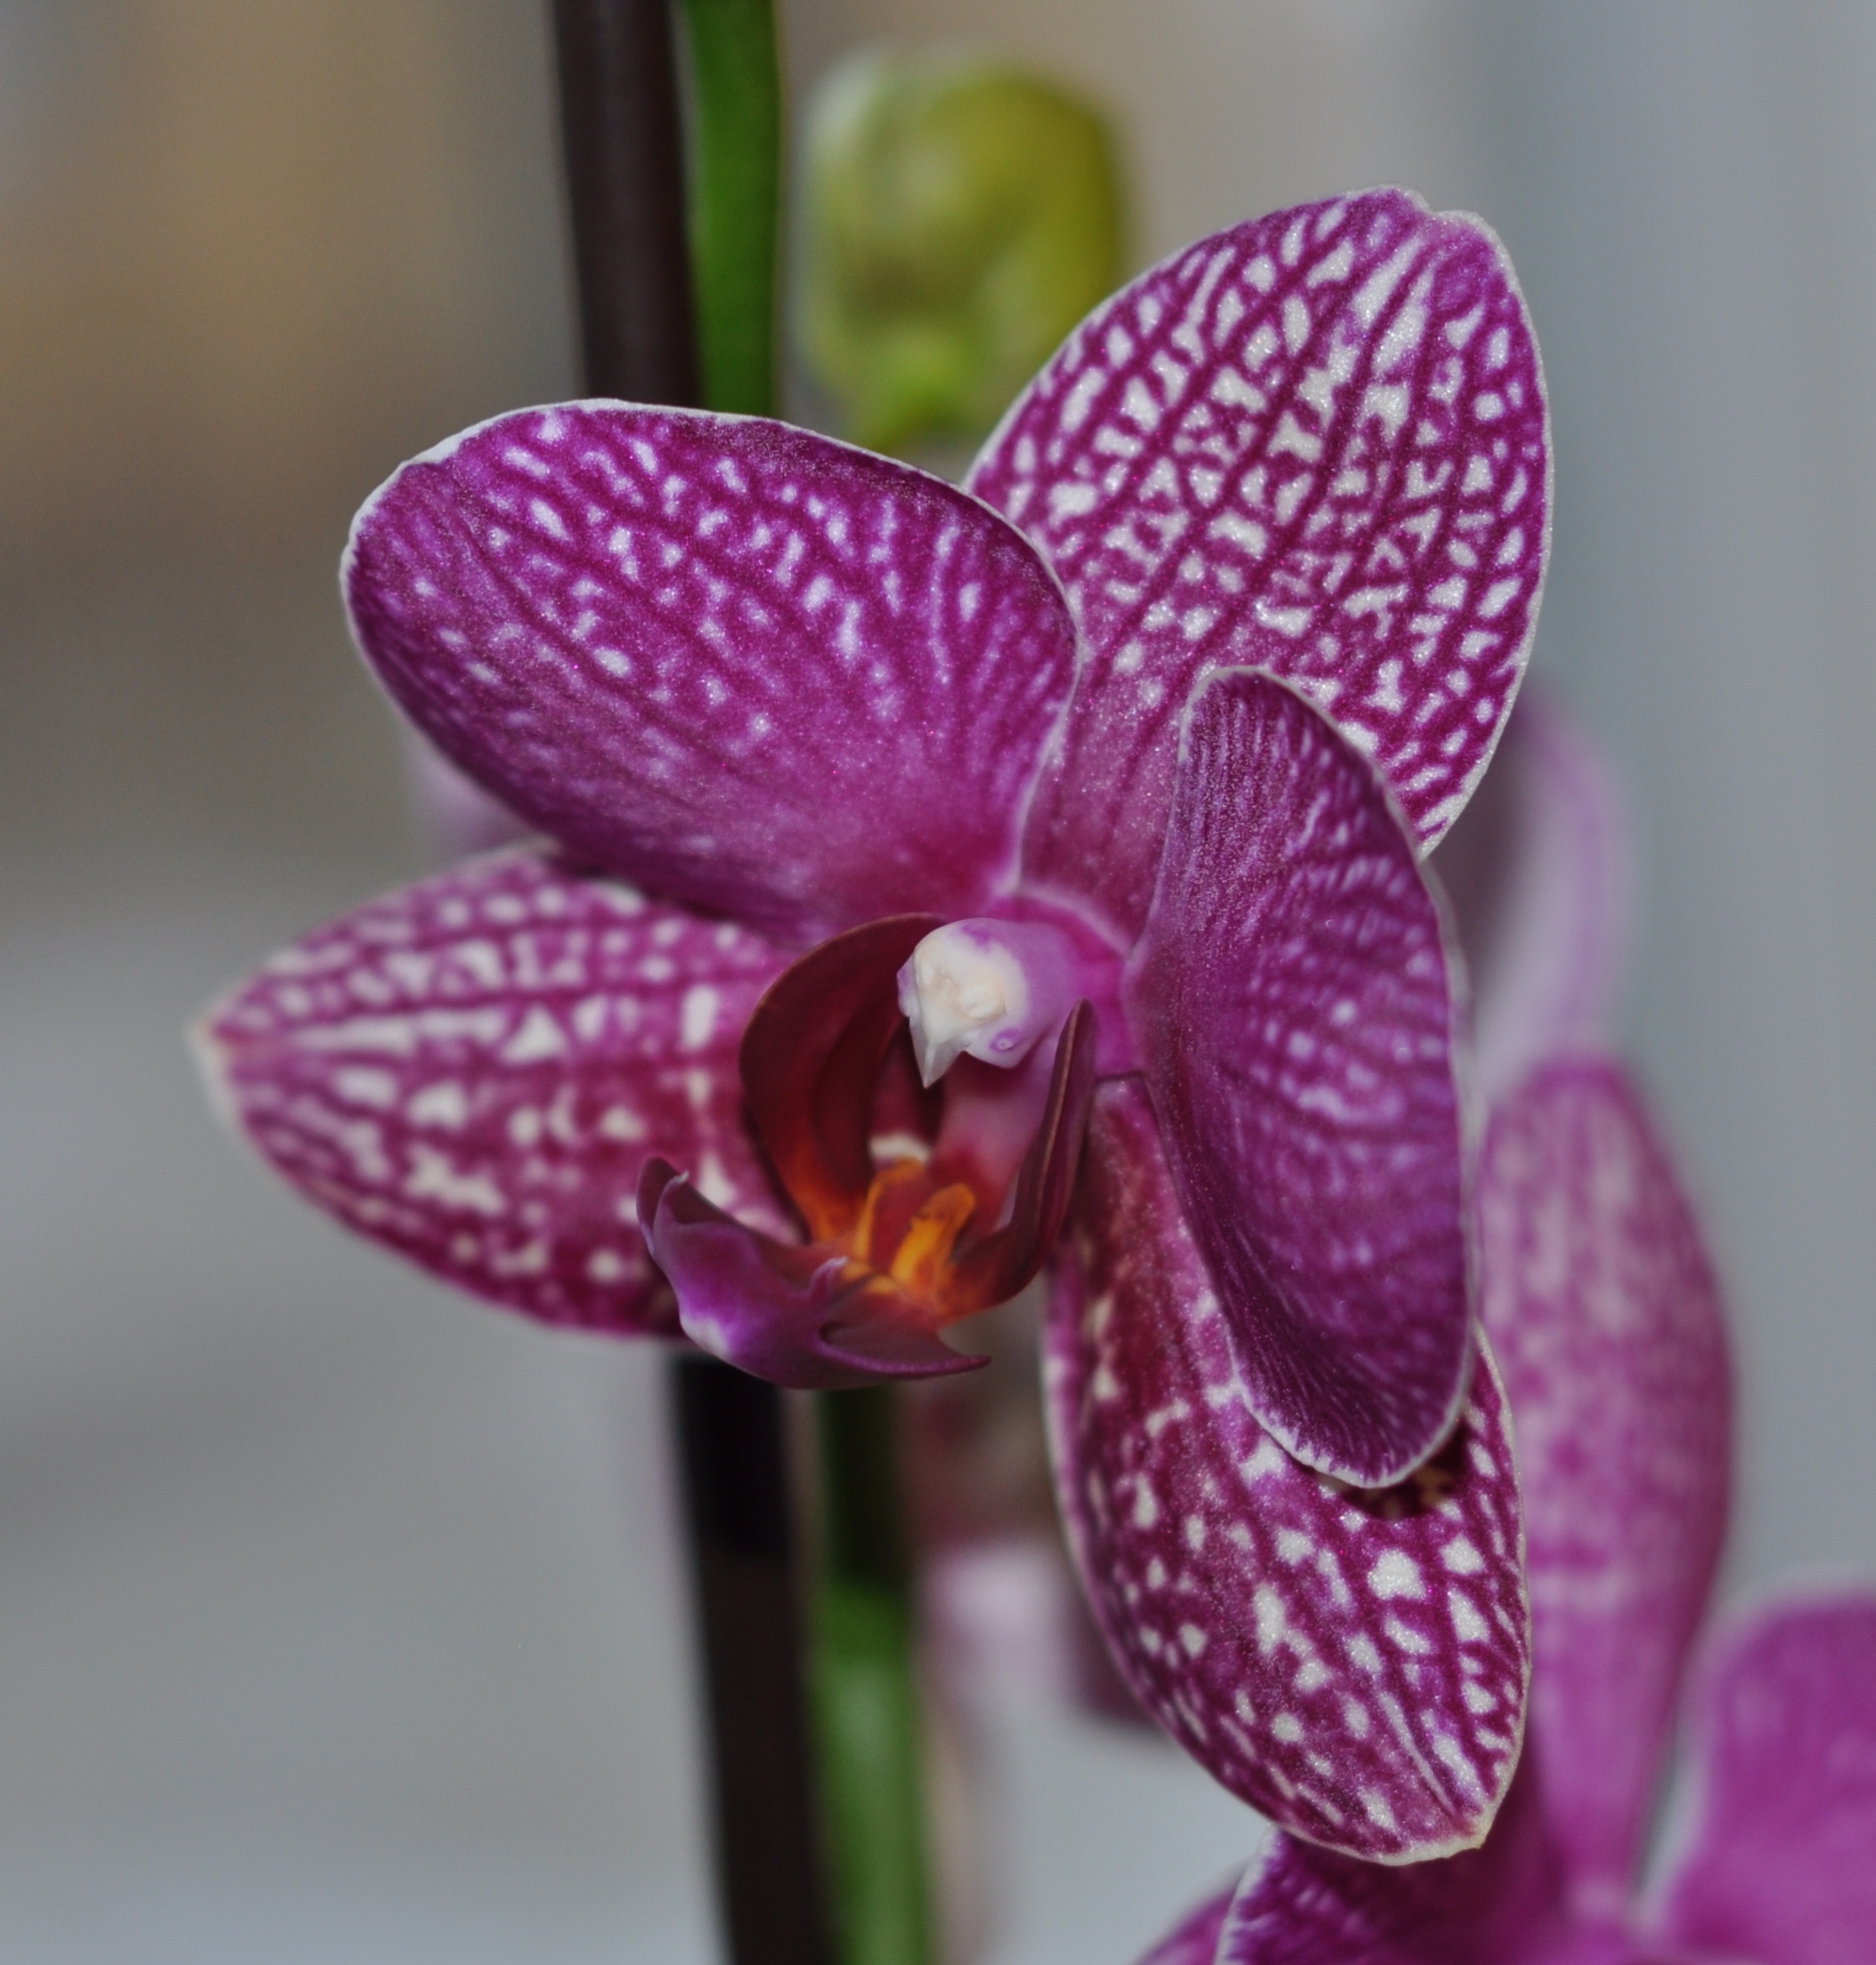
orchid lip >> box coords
[897,917,1080,1087]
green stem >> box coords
[812,1388,935,1965]
[672,8,936,1952]
[675,0,782,416]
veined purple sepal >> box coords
[640,1160,986,1389]
[1216,1757,1570,1964]
[193,849,786,1336]
[1655,1594,1876,1964]
[346,404,1079,945]
[1480,1060,1729,1915]
[972,188,1548,943]
[1127,669,1469,1487]
[1047,1082,1528,1863]
[1134,1881,1239,1965]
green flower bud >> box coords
[798,52,1127,459]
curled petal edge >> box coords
[640,1159,987,1389]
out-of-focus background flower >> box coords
[5,4,1874,1959]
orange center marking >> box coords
[850,1158,979,1321]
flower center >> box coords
[896,917,1078,1086]
[640,910,1106,1389]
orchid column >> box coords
[551,5,828,1961]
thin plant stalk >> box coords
[675,0,783,415]
[812,1387,936,1965]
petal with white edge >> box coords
[1215,1757,1569,1963]
[1047,1081,1528,1863]
[194,849,787,1337]
[347,404,1077,945]
[972,188,1547,944]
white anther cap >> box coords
[897,921,1041,1087]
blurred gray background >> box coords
[4,3,1873,1959]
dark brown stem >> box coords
[548,7,830,1961]
[552,0,698,403]
[672,1355,833,1965]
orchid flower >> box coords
[196,189,1546,1860]
[1134,1056,1876,1964]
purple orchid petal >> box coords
[1480,1060,1730,1917]
[640,1160,986,1389]
[194,849,786,1337]
[970,188,1548,945]
[347,404,1078,945]
[1126,669,1468,1486]
[1436,691,1631,1104]
[1136,1881,1240,1965]
[1655,1593,1876,1965]
[1047,1081,1528,1863]
[1215,1758,1569,1964]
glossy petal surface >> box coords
[1136,1882,1238,1965]
[1127,671,1467,1485]
[347,404,1078,943]
[1659,1595,1876,1965]
[1046,1081,1528,1862]
[1480,1062,1729,1914]
[1218,1761,1568,1964]
[971,188,1547,942]
[196,850,786,1335]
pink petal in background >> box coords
[1127,671,1468,1486]
[1047,1081,1527,1863]
[1480,1060,1730,1919]
[1434,691,1631,1104]
[347,405,1078,944]
[1657,1594,1876,1965]
[971,188,1548,945]
[195,849,787,1337]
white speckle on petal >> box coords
[1367,1550,1424,1600]
[681,985,721,1051]
[502,1006,567,1063]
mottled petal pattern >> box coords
[1217,1759,1568,1964]
[1658,1595,1876,1965]
[1046,1081,1527,1862]
[971,188,1547,942]
[1480,1061,1730,1915]
[347,404,1078,943]
[195,850,786,1336]
[1126,671,1467,1486]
